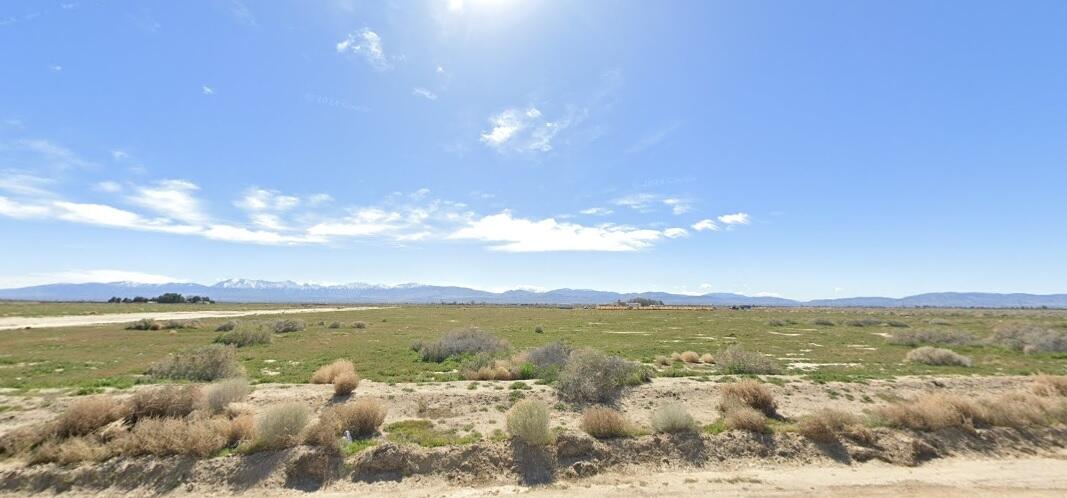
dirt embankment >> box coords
[0,307,387,331]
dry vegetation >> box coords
[580,407,632,438]
[147,344,243,381]
[651,403,697,433]
[715,345,782,375]
[215,328,272,347]
[905,346,973,367]
[506,399,551,446]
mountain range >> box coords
[0,279,1064,308]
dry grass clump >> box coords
[670,352,681,362]
[888,329,976,347]
[679,351,700,363]
[654,355,671,366]
[228,413,255,446]
[580,407,632,438]
[506,399,551,446]
[905,346,972,367]
[333,371,360,396]
[311,359,356,384]
[215,320,239,332]
[797,408,860,443]
[716,345,782,375]
[526,341,572,371]
[204,378,252,413]
[700,353,715,364]
[335,398,387,438]
[328,321,342,329]
[813,319,835,326]
[977,392,1049,428]
[254,402,309,450]
[215,328,272,347]
[126,318,200,330]
[415,327,509,362]
[147,344,243,381]
[724,406,768,432]
[127,385,203,422]
[271,319,306,333]
[117,416,232,457]
[353,321,368,329]
[846,318,883,327]
[1031,375,1067,397]
[719,380,778,417]
[991,323,1067,354]
[28,437,111,466]
[556,348,650,403]
[871,392,1059,431]
[54,396,130,438]
[651,403,697,433]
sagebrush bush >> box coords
[991,323,1067,354]
[353,321,368,329]
[886,320,911,328]
[720,380,778,416]
[654,355,671,366]
[534,325,544,334]
[700,353,715,364]
[54,396,130,438]
[28,437,110,466]
[215,320,239,332]
[905,346,972,367]
[724,406,767,432]
[526,341,572,370]
[715,346,782,375]
[334,371,360,396]
[311,359,356,384]
[651,403,696,433]
[215,328,272,347]
[127,385,203,422]
[254,403,309,450]
[1031,375,1067,397]
[556,348,648,403]
[416,327,509,362]
[204,378,252,413]
[147,344,243,381]
[118,416,231,457]
[814,319,835,326]
[846,319,882,327]
[888,329,976,347]
[679,351,700,363]
[272,319,306,333]
[580,407,632,438]
[228,413,255,446]
[333,398,387,438]
[506,399,551,446]
[328,321,342,329]
[797,409,859,443]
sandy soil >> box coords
[0,307,387,331]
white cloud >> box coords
[663,227,689,238]
[412,88,438,100]
[93,181,122,193]
[447,0,464,12]
[691,219,719,232]
[662,197,691,215]
[249,213,286,230]
[480,106,571,154]
[111,149,130,160]
[0,172,55,197]
[611,193,658,212]
[12,139,93,170]
[127,179,207,224]
[202,85,215,95]
[718,212,750,225]
[202,224,322,245]
[579,207,613,216]
[448,211,681,252]
[0,196,51,219]
[50,64,62,72]
[307,208,403,237]
[337,28,393,70]
[235,188,300,212]
[307,193,334,205]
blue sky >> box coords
[1,1,1066,299]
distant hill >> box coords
[0,279,1064,308]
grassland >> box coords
[0,305,1064,391]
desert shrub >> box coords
[580,407,632,438]
[978,392,1049,428]
[254,403,309,450]
[215,320,239,332]
[1031,375,1067,397]
[679,351,700,363]
[715,345,782,375]
[767,319,788,327]
[905,347,972,367]
[127,385,203,422]
[534,325,544,334]
[846,319,882,327]
[556,348,648,403]
[118,416,231,457]
[204,378,252,413]
[328,321,342,329]
[311,359,356,384]
[888,329,976,347]
[331,398,387,438]
[461,354,518,381]
[147,344,243,381]
[215,328,272,347]
[651,403,696,433]
[874,393,981,431]
[353,321,368,329]
[797,409,859,443]
[28,437,110,466]
[929,318,953,326]
[416,327,509,362]
[700,353,715,364]
[724,406,768,432]
[54,396,130,438]
[813,319,835,326]
[990,323,1067,354]
[719,380,777,416]
[272,319,306,333]
[228,413,255,446]
[126,318,158,330]
[670,352,681,362]
[506,399,551,446]
[526,341,572,371]
[654,355,671,366]
[0,426,52,457]
[886,320,911,328]
[334,372,360,396]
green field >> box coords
[0,305,1064,391]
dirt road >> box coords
[0,306,387,331]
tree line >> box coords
[106,293,214,304]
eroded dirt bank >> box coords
[0,307,387,331]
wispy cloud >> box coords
[449,211,686,252]
[480,105,582,155]
[9,139,94,170]
[337,28,394,70]
[127,179,207,224]
[626,121,681,154]
[579,207,613,216]
[412,87,438,100]
[691,219,720,232]
[93,181,122,193]
[611,193,659,212]
[662,197,692,215]
[202,85,215,95]
[718,212,750,225]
